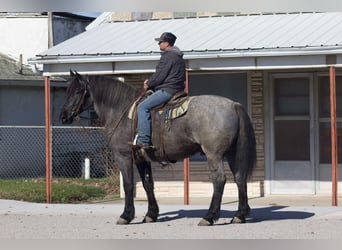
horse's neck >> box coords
[88,76,137,124]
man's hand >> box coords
[143,80,149,90]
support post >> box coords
[329,66,338,206]
[184,70,189,205]
[44,76,52,203]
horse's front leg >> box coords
[136,161,159,223]
[116,155,135,225]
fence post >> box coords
[45,76,52,203]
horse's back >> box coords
[164,95,241,157]
[190,94,237,108]
[188,95,240,122]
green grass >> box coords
[0,178,120,203]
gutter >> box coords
[28,45,342,65]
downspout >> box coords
[48,12,53,48]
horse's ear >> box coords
[75,71,82,79]
[70,70,74,76]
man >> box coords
[135,32,186,147]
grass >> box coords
[0,177,120,203]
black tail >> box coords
[234,103,256,178]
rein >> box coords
[71,80,89,118]
[106,89,147,145]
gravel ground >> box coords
[1,199,342,239]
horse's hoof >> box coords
[198,218,213,226]
[116,217,129,225]
[231,216,246,224]
[143,216,156,223]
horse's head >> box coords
[59,70,91,124]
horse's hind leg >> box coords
[136,161,159,223]
[198,157,226,226]
[227,156,250,223]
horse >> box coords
[60,71,256,226]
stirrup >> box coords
[128,134,139,147]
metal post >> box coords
[329,66,338,206]
[44,76,52,203]
[183,70,190,205]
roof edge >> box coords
[28,45,342,65]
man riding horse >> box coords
[134,32,186,149]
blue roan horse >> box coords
[60,71,256,226]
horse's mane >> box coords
[88,75,140,109]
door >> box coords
[270,74,315,194]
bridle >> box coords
[70,75,147,147]
[70,77,90,118]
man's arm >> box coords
[147,54,172,88]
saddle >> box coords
[128,91,192,165]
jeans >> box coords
[137,89,172,145]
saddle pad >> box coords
[128,97,193,120]
[161,97,193,119]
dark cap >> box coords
[154,32,177,45]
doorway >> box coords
[269,74,315,194]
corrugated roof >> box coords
[36,12,342,59]
[0,53,43,81]
[0,53,66,83]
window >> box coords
[188,73,247,108]
[188,72,248,161]
[273,77,310,161]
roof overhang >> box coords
[29,47,342,76]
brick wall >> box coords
[250,70,265,196]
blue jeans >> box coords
[137,90,172,145]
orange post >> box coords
[183,158,189,205]
[44,76,52,203]
[329,66,338,206]
[183,70,189,205]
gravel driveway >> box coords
[1,199,342,239]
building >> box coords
[29,12,342,198]
[0,12,96,125]
[0,13,97,178]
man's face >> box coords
[158,41,170,51]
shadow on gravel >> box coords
[158,206,315,224]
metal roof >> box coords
[0,53,66,84]
[0,53,43,81]
[29,12,342,75]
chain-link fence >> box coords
[0,126,117,179]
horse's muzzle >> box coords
[59,111,74,124]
